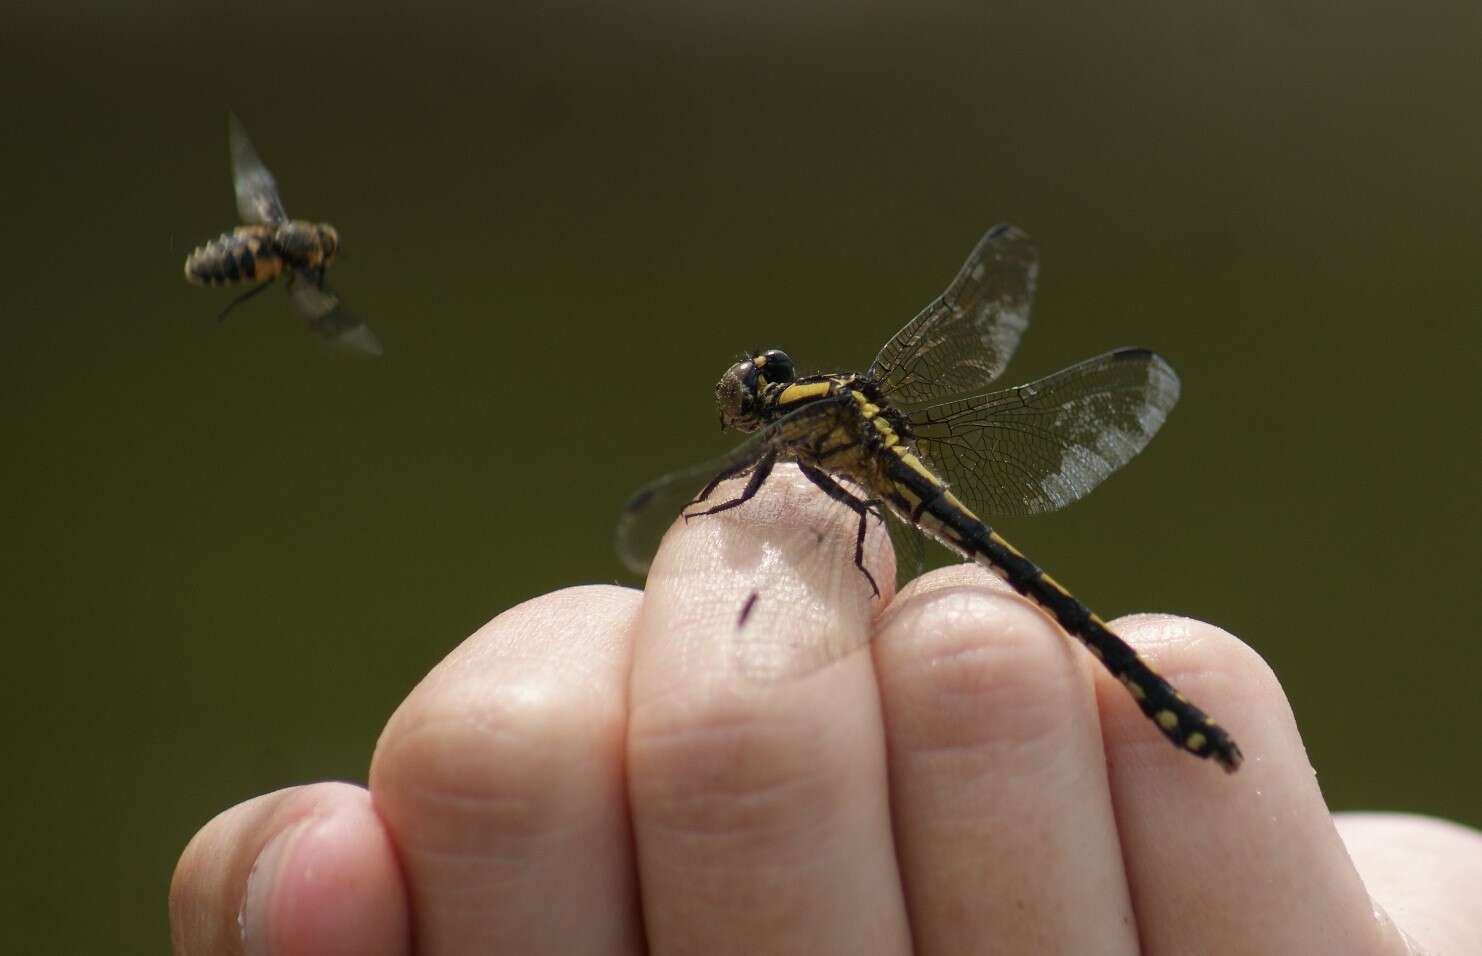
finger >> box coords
[370,585,644,955]
[169,782,407,956]
[873,564,1139,955]
[627,466,912,954]
[1098,615,1412,956]
[1337,812,1482,954]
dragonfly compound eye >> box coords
[715,359,763,432]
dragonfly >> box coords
[183,114,381,355]
[617,225,1241,771]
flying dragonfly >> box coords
[183,114,381,355]
[618,225,1241,771]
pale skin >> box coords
[170,469,1482,955]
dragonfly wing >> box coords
[908,348,1180,517]
[229,113,288,226]
[616,396,862,576]
[285,268,382,356]
[880,503,928,587]
[867,225,1039,406]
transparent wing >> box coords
[616,397,858,576]
[285,268,383,356]
[229,113,288,225]
[866,224,1039,406]
[881,504,928,587]
[908,348,1180,517]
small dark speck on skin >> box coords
[737,591,759,629]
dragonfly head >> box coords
[715,349,795,432]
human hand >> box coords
[170,468,1482,954]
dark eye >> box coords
[759,349,795,382]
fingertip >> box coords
[261,795,409,956]
[171,783,406,956]
[886,561,1013,612]
[874,573,1095,758]
[1098,615,1398,955]
[1100,613,1289,774]
[649,465,895,614]
[640,466,891,687]
[367,585,644,952]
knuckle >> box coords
[373,674,622,849]
[628,695,839,841]
[369,585,636,852]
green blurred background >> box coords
[4,0,1479,950]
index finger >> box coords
[626,465,912,954]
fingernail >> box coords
[240,819,309,956]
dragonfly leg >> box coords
[215,280,274,321]
[683,451,776,521]
[686,458,758,510]
[797,464,881,598]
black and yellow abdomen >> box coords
[886,461,1244,772]
[183,225,284,287]
[183,221,338,287]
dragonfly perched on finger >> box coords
[618,225,1240,772]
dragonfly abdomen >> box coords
[896,466,1243,772]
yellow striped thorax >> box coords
[713,349,922,486]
